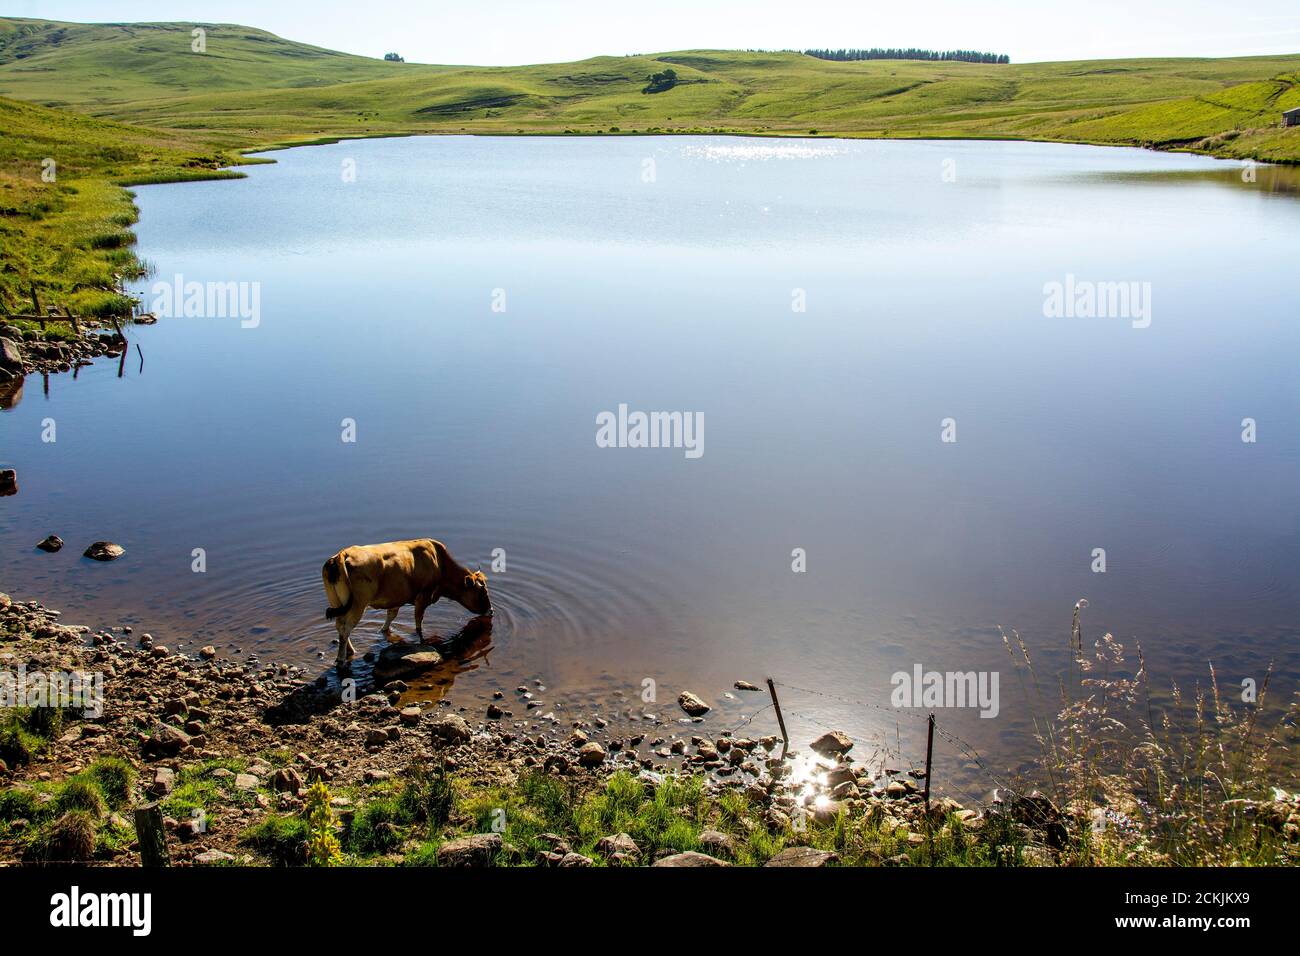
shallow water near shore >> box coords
[3,136,1299,792]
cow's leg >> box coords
[335,603,365,669]
[413,588,439,640]
[413,594,430,640]
[381,607,399,638]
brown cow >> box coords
[321,538,491,669]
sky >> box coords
[8,0,1300,65]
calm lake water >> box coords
[3,136,1298,789]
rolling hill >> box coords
[2,17,1299,159]
[1,17,1298,318]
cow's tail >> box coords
[323,554,353,620]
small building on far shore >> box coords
[1284,107,1300,128]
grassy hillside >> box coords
[1,17,1299,317]
[0,18,418,106]
[2,19,1298,160]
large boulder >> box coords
[436,833,501,867]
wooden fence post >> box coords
[134,801,170,867]
[766,678,789,760]
[923,712,935,811]
[923,712,936,862]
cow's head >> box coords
[458,569,492,616]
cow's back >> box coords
[339,538,441,607]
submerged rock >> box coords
[83,541,125,561]
[36,535,63,553]
[373,643,442,681]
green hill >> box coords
[2,17,1299,159]
[1,17,1299,318]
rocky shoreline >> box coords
[3,592,1296,867]
[0,319,143,380]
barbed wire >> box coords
[722,701,774,736]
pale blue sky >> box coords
[10,0,1300,65]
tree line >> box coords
[804,48,1010,64]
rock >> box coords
[734,680,761,691]
[486,703,503,719]
[678,691,711,717]
[1011,791,1061,826]
[558,852,594,867]
[400,706,422,726]
[270,768,303,794]
[765,846,839,867]
[0,469,17,497]
[596,832,640,859]
[36,535,63,553]
[809,730,853,757]
[143,724,190,758]
[194,849,235,866]
[199,645,217,660]
[373,643,442,681]
[429,713,471,746]
[149,767,175,796]
[83,541,125,562]
[436,833,501,867]
[813,800,843,823]
[825,766,856,789]
[698,829,736,858]
[578,741,606,766]
[653,851,730,867]
[0,338,23,374]
[364,729,389,748]
[234,773,260,790]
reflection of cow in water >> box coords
[322,539,492,670]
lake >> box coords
[3,135,1298,792]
